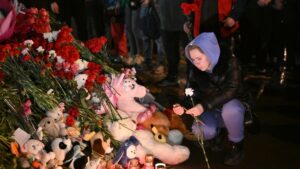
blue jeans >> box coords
[192,99,245,143]
[142,36,165,64]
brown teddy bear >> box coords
[138,106,197,142]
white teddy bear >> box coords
[20,139,56,169]
[46,103,67,137]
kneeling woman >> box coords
[173,32,251,166]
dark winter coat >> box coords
[184,32,250,111]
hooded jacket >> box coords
[184,32,249,111]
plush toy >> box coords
[20,139,56,169]
[108,72,187,143]
[112,136,140,168]
[37,116,61,139]
[107,110,137,142]
[90,132,114,155]
[64,144,89,169]
[51,138,73,166]
[103,71,190,165]
[0,0,16,42]
[84,157,101,169]
[131,101,184,145]
[74,74,88,89]
[167,129,184,145]
[163,108,197,141]
[82,131,114,159]
[137,104,170,137]
[151,126,167,143]
[110,72,148,121]
[51,138,88,169]
[134,130,190,165]
[46,103,67,137]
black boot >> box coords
[209,132,225,152]
[224,140,244,166]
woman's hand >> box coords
[223,17,236,28]
[183,22,192,34]
[172,104,185,115]
[185,104,203,117]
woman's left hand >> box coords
[186,104,204,117]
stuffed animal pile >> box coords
[11,106,114,169]
[102,68,191,166]
[10,67,192,168]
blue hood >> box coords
[185,32,220,72]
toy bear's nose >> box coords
[59,142,67,149]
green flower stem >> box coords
[189,97,211,169]
[194,116,210,169]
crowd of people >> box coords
[17,0,300,80]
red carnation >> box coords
[23,54,31,62]
[181,2,198,15]
[181,3,190,15]
[66,116,75,126]
[96,74,107,84]
[85,36,107,53]
[55,26,74,48]
[67,107,80,118]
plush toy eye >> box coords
[131,84,135,89]
[59,142,67,149]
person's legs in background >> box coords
[157,30,188,86]
[138,35,153,70]
[153,37,166,74]
[111,22,128,60]
[125,5,142,65]
[157,30,180,86]
[72,0,88,41]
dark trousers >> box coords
[86,0,106,38]
[239,4,272,68]
[59,0,88,41]
[161,30,189,78]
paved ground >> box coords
[135,58,300,169]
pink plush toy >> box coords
[111,72,148,121]
[103,70,190,165]
[0,0,16,42]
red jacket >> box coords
[193,0,239,38]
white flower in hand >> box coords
[185,88,194,97]
[173,104,185,115]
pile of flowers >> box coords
[0,7,120,169]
